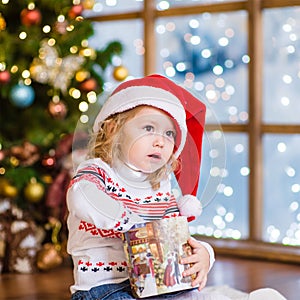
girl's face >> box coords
[120,106,176,174]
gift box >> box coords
[122,216,196,298]
[0,197,40,273]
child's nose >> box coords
[153,134,164,147]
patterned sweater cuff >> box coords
[113,205,144,232]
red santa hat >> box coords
[93,74,206,196]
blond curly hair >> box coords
[88,105,180,190]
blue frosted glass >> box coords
[89,20,144,79]
[191,133,249,239]
[263,8,300,124]
[155,12,248,124]
[263,134,300,245]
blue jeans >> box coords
[70,280,193,300]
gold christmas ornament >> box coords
[113,65,128,81]
[37,218,63,270]
[0,14,6,31]
[24,179,45,203]
[75,70,89,82]
[36,243,63,271]
[0,178,8,193]
[82,0,95,10]
[9,156,20,167]
[2,183,18,198]
[41,174,53,184]
[0,177,18,198]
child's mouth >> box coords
[148,153,161,159]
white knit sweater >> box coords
[66,158,214,294]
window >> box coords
[87,0,300,262]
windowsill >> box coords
[195,235,300,263]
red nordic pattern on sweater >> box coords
[78,220,122,238]
[77,259,128,273]
[69,169,106,192]
[73,164,180,238]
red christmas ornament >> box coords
[0,70,10,84]
[42,155,56,169]
[21,8,42,26]
[68,4,84,19]
[0,149,6,161]
[79,78,97,92]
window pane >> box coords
[263,134,300,246]
[84,0,142,16]
[155,12,248,124]
[156,0,241,9]
[89,20,144,79]
[190,133,249,239]
[263,7,300,124]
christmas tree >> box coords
[0,0,124,273]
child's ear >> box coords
[105,119,116,135]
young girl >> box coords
[66,75,286,300]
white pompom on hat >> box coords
[93,74,206,196]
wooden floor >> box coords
[1,255,300,300]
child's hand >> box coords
[180,237,210,291]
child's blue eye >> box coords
[144,125,154,132]
[166,130,176,139]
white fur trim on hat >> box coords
[93,85,187,158]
